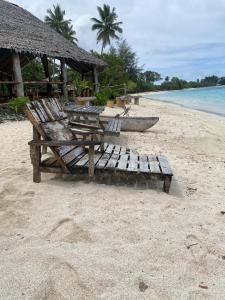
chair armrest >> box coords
[28,140,101,147]
[70,128,103,136]
[69,121,100,130]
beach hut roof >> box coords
[0,0,105,75]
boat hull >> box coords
[100,116,159,132]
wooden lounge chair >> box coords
[25,99,173,193]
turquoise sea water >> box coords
[145,86,225,117]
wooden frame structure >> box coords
[1,51,100,100]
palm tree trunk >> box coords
[101,44,104,55]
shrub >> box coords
[8,97,29,113]
[127,80,137,92]
[93,90,108,106]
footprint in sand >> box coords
[46,218,92,243]
[33,260,92,299]
[185,234,209,265]
[0,185,35,233]
[185,289,212,300]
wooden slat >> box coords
[94,153,103,165]
[74,153,89,167]
[48,98,62,120]
[104,118,121,136]
[148,155,161,174]
[105,153,119,169]
[58,145,76,157]
[116,154,129,171]
[40,99,55,121]
[36,101,50,122]
[26,104,41,123]
[127,154,139,172]
[157,155,173,175]
[62,146,85,165]
[31,102,47,123]
[120,146,127,155]
[105,144,115,154]
[96,153,111,169]
[139,155,150,173]
[113,119,119,132]
[113,145,121,155]
[41,157,58,167]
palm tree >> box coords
[45,4,77,44]
[62,23,78,44]
[91,4,123,55]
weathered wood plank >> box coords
[157,155,173,175]
[36,101,50,122]
[40,99,55,121]
[127,154,139,172]
[26,104,41,124]
[148,155,161,174]
[96,152,111,169]
[117,154,129,171]
[74,153,89,167]
[105,144,115,154]
[120,146,127,155]
[31,102,46,123]
[105,153,120,169]
[139,155,149,173]
[113,145,121,155]
[62,146,85,165]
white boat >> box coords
[100,116,159,132]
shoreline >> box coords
[144,96,225,118]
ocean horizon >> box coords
[145,86,225,117]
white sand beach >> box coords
[0,98,225,299]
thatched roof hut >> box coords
[0,0,105,73]
[0,0,104,98]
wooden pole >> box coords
[60,58,68,102]
[41,55,52,97]
[93,66,99,92]
[12,52,24,97]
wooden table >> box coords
[64,104,105,126]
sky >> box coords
[10,0,225,81]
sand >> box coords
[0,98,225,299]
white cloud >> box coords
[10,0,225,80]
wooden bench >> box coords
[103,118,121,136]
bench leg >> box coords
[163,176,172,193]
[88,145,95,177]
[30,145,41,183]
[31,126,41,183]
[100,134,104,153]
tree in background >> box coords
[117,40,141,82]
[91,4,123,54]
[142,71,162,84]
[45,4,78,44]
[22,59,44,81]
[200,75,218,87]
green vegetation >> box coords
[8,97,29,113]
[93,88,119,106]
[91,4,123,54]
[93,90,108,106]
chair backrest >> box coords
[25,98,83,167]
